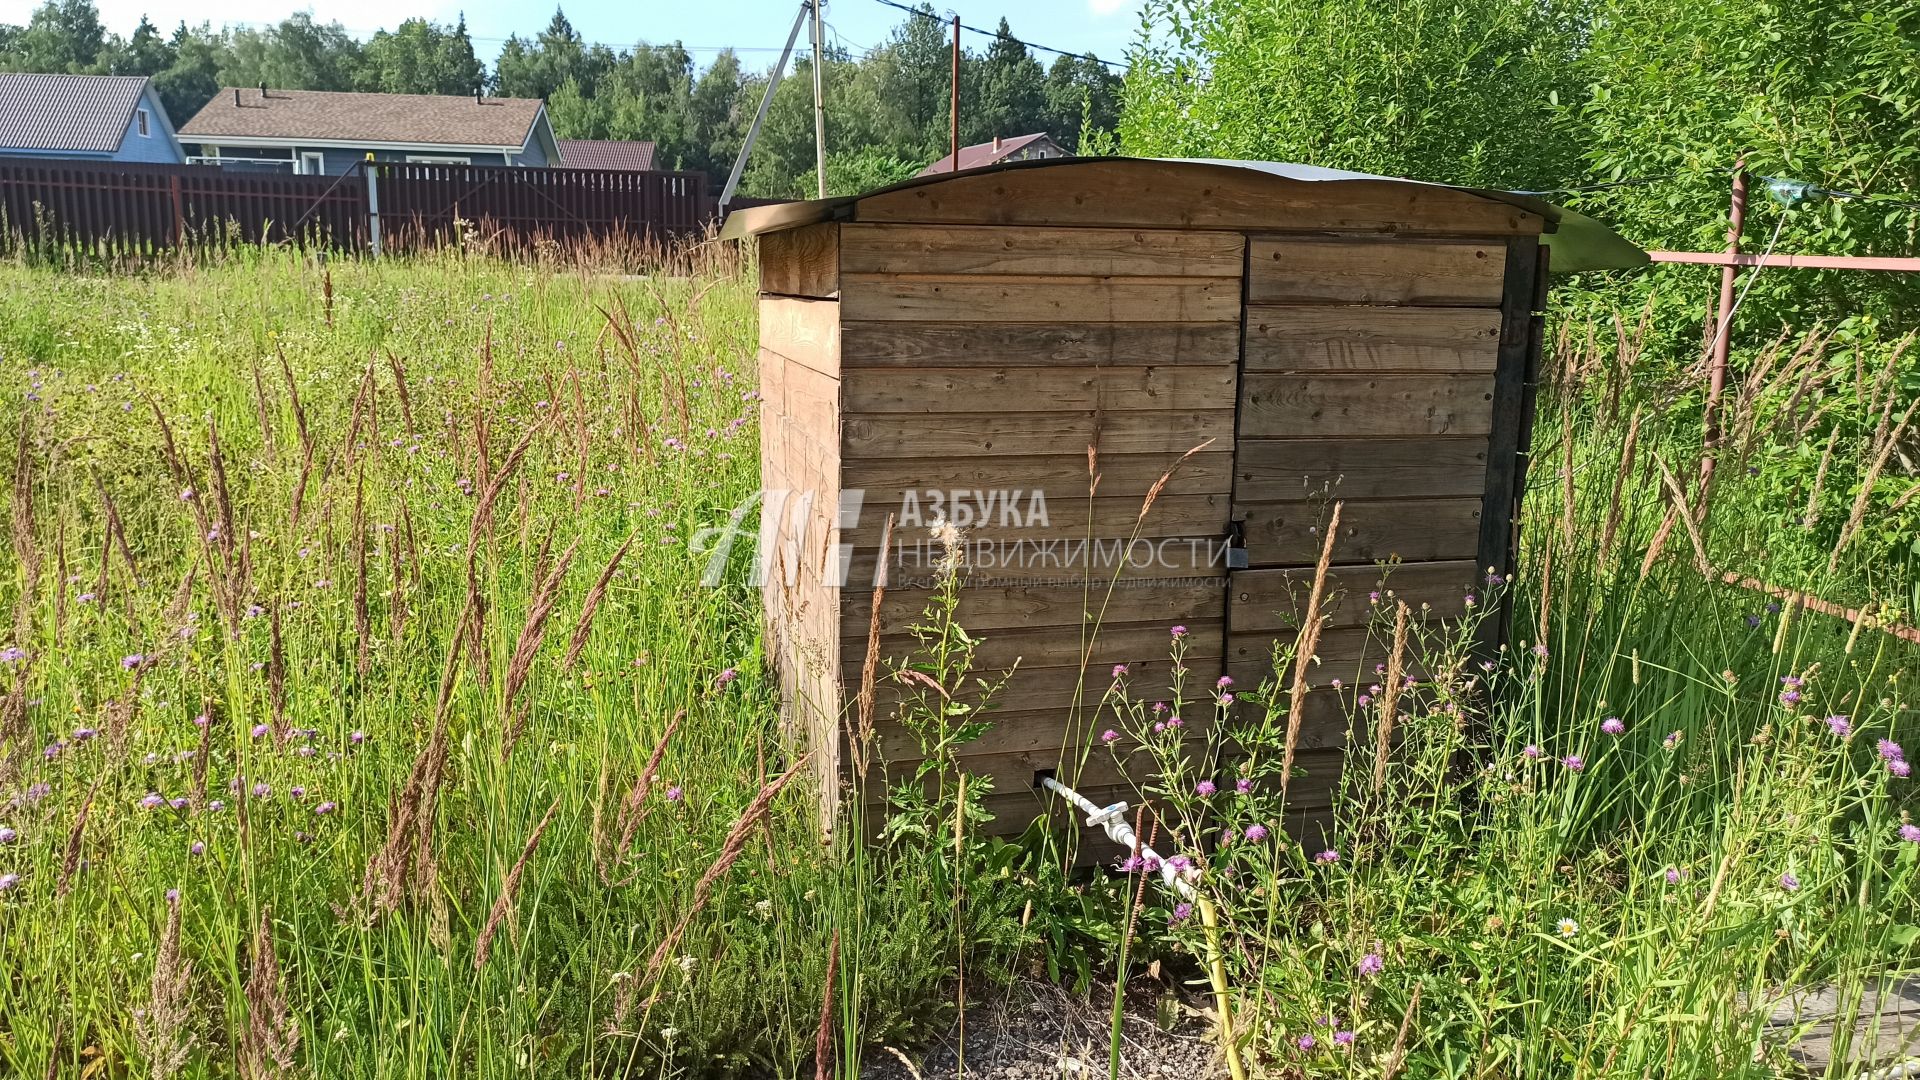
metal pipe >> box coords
[810,0,828,199]
[1699,160,1748,493]
[1038,776,1192,897]
[949,16,961,174]
[1648,250,1920,272]
[718,0,810,214]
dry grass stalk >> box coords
[135,890,195,1080]
[1372,601,1410,799]
[1137,439,1214,524]
[602,711,683,884]
[473,798,562,969]
[275,345,315,529]
[1597,408,1642,571]
[1654,456,1713,574]
[247,354,278,464]
[206,419,248,612]
[560,530,637,671]
[384,349,416,436]
[853,514,895,779]
[241,907,299,1080]
[10,412,40,644]
[568,360,589,509]
[1639,505,1678,580]
[1802,425,1839,530]
[94,478,137,609]
[268,606,287,730]
[501,534,582,755]
[1829,396,1919,573]
[386,523,409,647]
[57,779,100,896]
[1379,981,1422,1080]
[361,715,450,915]
[814,929,841,1080]
[643,752,812,982]
[351,466,370,675]
[1281,501,1341,799]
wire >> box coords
[866,0,1128,69]
[1703,208,1791,362]
[1760,177,1920,212]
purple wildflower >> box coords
[71,727,96,741]
[1216,675,1233,690]
[1313,848,1339,864]
[665,786,684,803]
[1195,780,1216,797]
[1296,1034,1316,1051]
[1780,689,1802,706]
[1523,744,1543,760]
[1892,760,1912,778]
[315,801,337,815]
[1879,739,1905,762]
[251,724,270,739]
[1780,872,1801,892]
[1901,824,1920,844]
[1563,755,1585,772]
[121,653,144,670]
[1664,866,1686,884]
[1243,824,1269,843]
[0,827,14,843]
[189,841,205,856]
[1100,729,1119,744]
[251,783,270,799]
[1601,717,1625,736]
[1169,902,1193,925]
[139,792,165,809]
[1825,715,1852,737]
[1111,664,1128,679]
[0,646,24,663]
[715,667,739,688]
[1333,1030,1355,1047]
[1235,778,1254,795]
[0,873,19,891]
[1170,625,1187,639]
[168,797,187,810]
[350,730,366,745]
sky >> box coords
[31,0,1150,71]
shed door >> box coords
[1225,236,1521,754]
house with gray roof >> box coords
[0,73,183,164]
[179,87,559,175]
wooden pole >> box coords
[949,16,961,174]
[1698,159,1747,492]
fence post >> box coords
[169,174,186,248]
[1698,158,1748,500]
[365,160,383,257]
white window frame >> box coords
[405,154,471,165]
[298,151,325,175]
[136,109,150,137]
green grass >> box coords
[0,247,1913,1079]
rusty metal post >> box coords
[1699,159,1748,492]
[950,17,961,174]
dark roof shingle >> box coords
[557,139,658,170]
[180,88,543,150]
[0,74,152,153]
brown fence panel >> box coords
[371,162,710,252]
[1,157,712,257]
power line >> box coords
[866,0,1127,70]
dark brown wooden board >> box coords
[1247,238,1506,306]
[840,322,1241,368]
[1238,374,1496,439]
[1243,306,1501,373]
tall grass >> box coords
[0,246,959,1078]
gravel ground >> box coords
[861,977,1227,1080]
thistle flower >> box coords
[251,783,270,799]
[0,827,14,843]
[1663,730,1683,749]
[1780,689,1802,706]
[1169,902,1192,925]
[1563,755,1585,772]
[1333,1030,1355,1047]
[1892,760,1911,778]
[72,727,97,741]
[1879,739,1905,762]
[1111,664,1128,679]
[1779,873,1801,892]
[1296,1034,1316,1051]
[715,667,738,688]
[0,646,24,663]
[1825,715,1852,737]
[1195,780,1217,797]
[315,802,337,815]
[190,841,205,855]
[665,786,684,803]
[1235,778,1254,795]
[121,653,145,670]
[1357,951,1383,976]
[1601,717,1625,736]
[140,792,165,809]
[1313,848,1339,864]
[1169,625,1187,638]
[0,873,18,891]
[251,724,270,739]
[1901,824,1920,844]
[1100,729,1119,744]
[1215,675,1233,690]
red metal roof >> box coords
[916,132,1060,176]
[557,140,659,170]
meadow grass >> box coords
[0,247,1914,1080]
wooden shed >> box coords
[724,157,1644,839]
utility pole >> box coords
[718,0,810,214]
[811,0,828,198]
[949,16,961,174]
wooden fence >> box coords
[0,156,713,258]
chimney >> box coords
[475,85,483,104]
[992,134,1002,152]
[232,87,240,107]
[259,82,268,100]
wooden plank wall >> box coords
[757,226,844,829]
[834,223,1243,828]
[1227,236,1525,749]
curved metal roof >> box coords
[721,155,1647,273]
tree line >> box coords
[0,0,1120,197]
